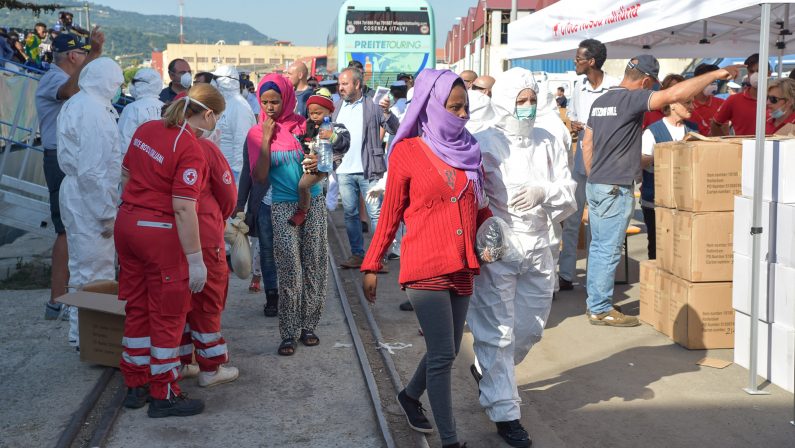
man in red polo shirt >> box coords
[712,53,763,136]
[691,64,724,136]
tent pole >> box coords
[744,2,772,397]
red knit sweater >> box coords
[361,137,491,284]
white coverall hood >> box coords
[118,69,165,152]
[466,89,496,134]
[491,68,539,138]
[212,65,255,173]
[57,56,123,347]
[78,57,124,103]
[213,65,241,96]
[128,68,163,100]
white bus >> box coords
[327,0,435,87]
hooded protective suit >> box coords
[466,89,496,134]
[468,68,576,422]
[57,57,124,346]
[118,68,164,153]
[534,81,573,292]
[213,65,255,179]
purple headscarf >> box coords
[390,69,484,204]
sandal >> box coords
[278,338,296,356]
[300,329,320,347]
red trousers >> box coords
[180,247,230,371]
[116,204,191,400]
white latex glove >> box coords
[186,251,207,293]
[366,173,388,205]
[509,185,546,212]
[100,218,115,239]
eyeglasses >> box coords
[574,56,592,63]
[768,95,786,104]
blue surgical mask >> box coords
[515,105,537,120]
[771,106,787,120]
[111,87,121,104]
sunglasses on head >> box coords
[768,95,786,104]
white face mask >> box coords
[172,96,215,151]
[702,84,718,96]
[180,72,193,89]
[196,112,219,139]
[749,72,759,89]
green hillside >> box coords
[1,2,276,58]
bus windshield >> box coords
[328,0,435,88]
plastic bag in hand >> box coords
[224,212,252,279]
[475,217,523,264]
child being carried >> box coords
[290,88,350,226]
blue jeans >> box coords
[256,203,278,291]
[337,173,381,257]
[559,170,588,282]
[585,183,635,315]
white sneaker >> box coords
[179,364,200,379]
[198,365,239,388]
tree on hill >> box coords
[0,1,60,16]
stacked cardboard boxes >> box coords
[640,135,741,349]
[732,138,795,393]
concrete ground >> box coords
[339,209,795,448]
[0,270,382,448]
[0,289,105,448]
[106,273,381,448]
[2,205,794,448]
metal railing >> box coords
[0,57,53,236]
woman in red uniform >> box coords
[178,124,239,388]
[117,83,225,418]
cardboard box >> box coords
[655,207,675,274]
[773,263,795,329]
[731,253,774,322]
[57,292,125,368]
[653,141,678,208]
[673,138,742,211]
[734,311,772,380]
[669,277,735,349]
[770,322,795,393]
[639,260,658,326]
[741,138,795,203]
[775,203,795,267]
[655,271,674,336]
[672,211,734,282]
[733,196,776,261]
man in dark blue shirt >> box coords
[582,55,739,327]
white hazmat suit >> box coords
[535,81,574,292]
[117,68,164,153]
[57,57,124,346]
[469,68,577,422]
[213,65,255,179]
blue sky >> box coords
[90,0,467,47]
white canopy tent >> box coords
[507,0,795,60]
[509,0,795,418]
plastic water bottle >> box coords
[316,117,334,173]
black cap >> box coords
[52,33,90,53]
[628,54,659,80]
[396,72,413,81]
